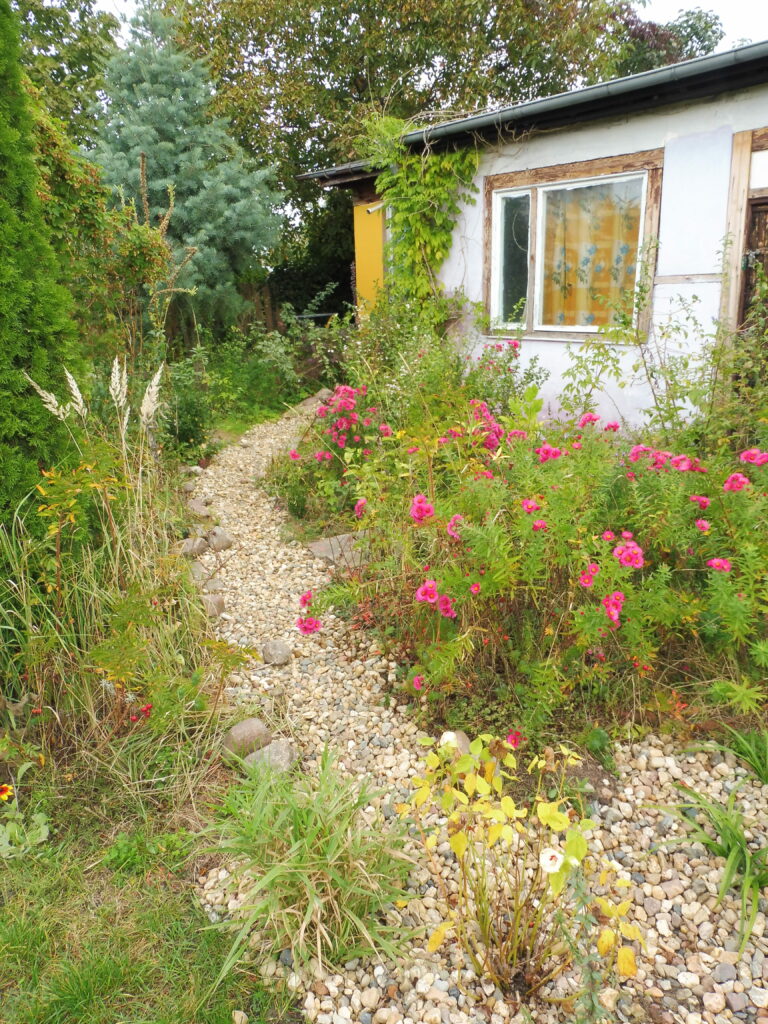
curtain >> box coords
[540,177,643,328]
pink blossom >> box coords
[670,454,694,471]
[601,591,626,627]
[621,530,633,540]
[588,563,600,575]
[313,451,326,462]
[316,405,328,419]
[707,558,732,572]
[739,448,764,464]
[613,540,644,569]
[604,421,620,432]
[506,339,521,350]
[407,446,420,454]
[415,580,439,603]
[299,589,313,608]
[535,442,563,463]
[695,518,710,532]
[601,530,616,542]
[446,513,464,539]
[379,423,393,437]
[296,616,322,635]
[469,582,481,594]
[506,730,523,748]
[354,498,367,518]
[507,429,527,440]
[289,449,301,460]
[723,472,750,492]
[532,519,547,532]
[579,571,594,588]
[572,441,582,450]
[410,494,435,523]
[522,499,541,513]
[413,674,425,690]
[690,495,710,510]
[437,594,457,619]
[577,413,600,428]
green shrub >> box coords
[0,2,78,516]
[211,748,411,974]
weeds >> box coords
[670,783,768,952]
[211,748,411,979]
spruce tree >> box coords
[0,0,75,515]
[91,5,281,340]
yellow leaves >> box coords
[475,775,491,796]
[412,787,430,809]
[427,920,452,953]
[425,834,437,852]
[463,773,477,798]
[449,831,468,858]
[500,795,517,819]
[617,946,638,978]
[487,823,504,847]
[536,800,570,831]
[619,920,644,944]
[597,927,616,955]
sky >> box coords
[97,0,768,50]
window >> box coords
[490,170,648,333]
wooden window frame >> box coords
[484,150,664,341]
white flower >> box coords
[539,848,564,874]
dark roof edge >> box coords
[299,39,768,184]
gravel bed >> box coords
[188,408,768,1024]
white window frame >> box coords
[490,170,648,334]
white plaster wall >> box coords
[441,85,768,421]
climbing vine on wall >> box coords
[359,116,479,303]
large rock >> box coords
[207,526,234,552]
[438,730,471,755]
[244,738,298,773]
[307,531,367,568]
[203,576,226,594]
[175,536,209,557]
[221,717,272,759]
[290,387,333,415]
[187,498,212,518]
[262,639,292,666]
[202,593,225,617]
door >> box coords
[740,200,768,323]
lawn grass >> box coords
[0,785,293,1024]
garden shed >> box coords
[303,41,768,418]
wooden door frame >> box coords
[738,197,768,325]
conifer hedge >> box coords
[0,0,76,515]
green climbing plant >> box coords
[358,115,479,303]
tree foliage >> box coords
[13,0,119,144]
[174,0,630,201]
[0,0,76,515]
[90,4,282,341]
[613,4,724,76]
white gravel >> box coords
[189,407,768,1024]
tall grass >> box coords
[1,359,231,808]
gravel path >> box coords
[188,408,768,1024]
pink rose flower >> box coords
[296,616,322,635]
[532,519,547,532]
[723,472,750,492]
[695,518,710,532]
[707,558,732,572]
[415,580,439,603]
[354,498,367,518]
[522,499,541,514]
[690,495,710,510]
[289,449,301,460]
[413,674,425,690]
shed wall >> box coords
[439,85,768,420]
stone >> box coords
[678,972,700,988]
[221,717,272,759]
[307,532,366,568]
[207,526,234,552]
[244,738,298,773]
[279,949,294,967]
[291,388,333,415]
[702,992,726,1013]
[262,639,292,666]
[714,963,737,984]
[202,593,226,617]
[183,464,203,475]
[232,1013,249,1024]
[182,480,196,493]
[599,989,620,1011]
[438,730,471,755]
[751,987,768,1009]
[188,498,213,517]
[175,536,209,557]
[727,992,748,1012]
[203,576,226,594]
[361,988,381,1010]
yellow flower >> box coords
[0,783,14,801]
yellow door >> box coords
[353,200,385,309]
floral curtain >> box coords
[540,176,643,328]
